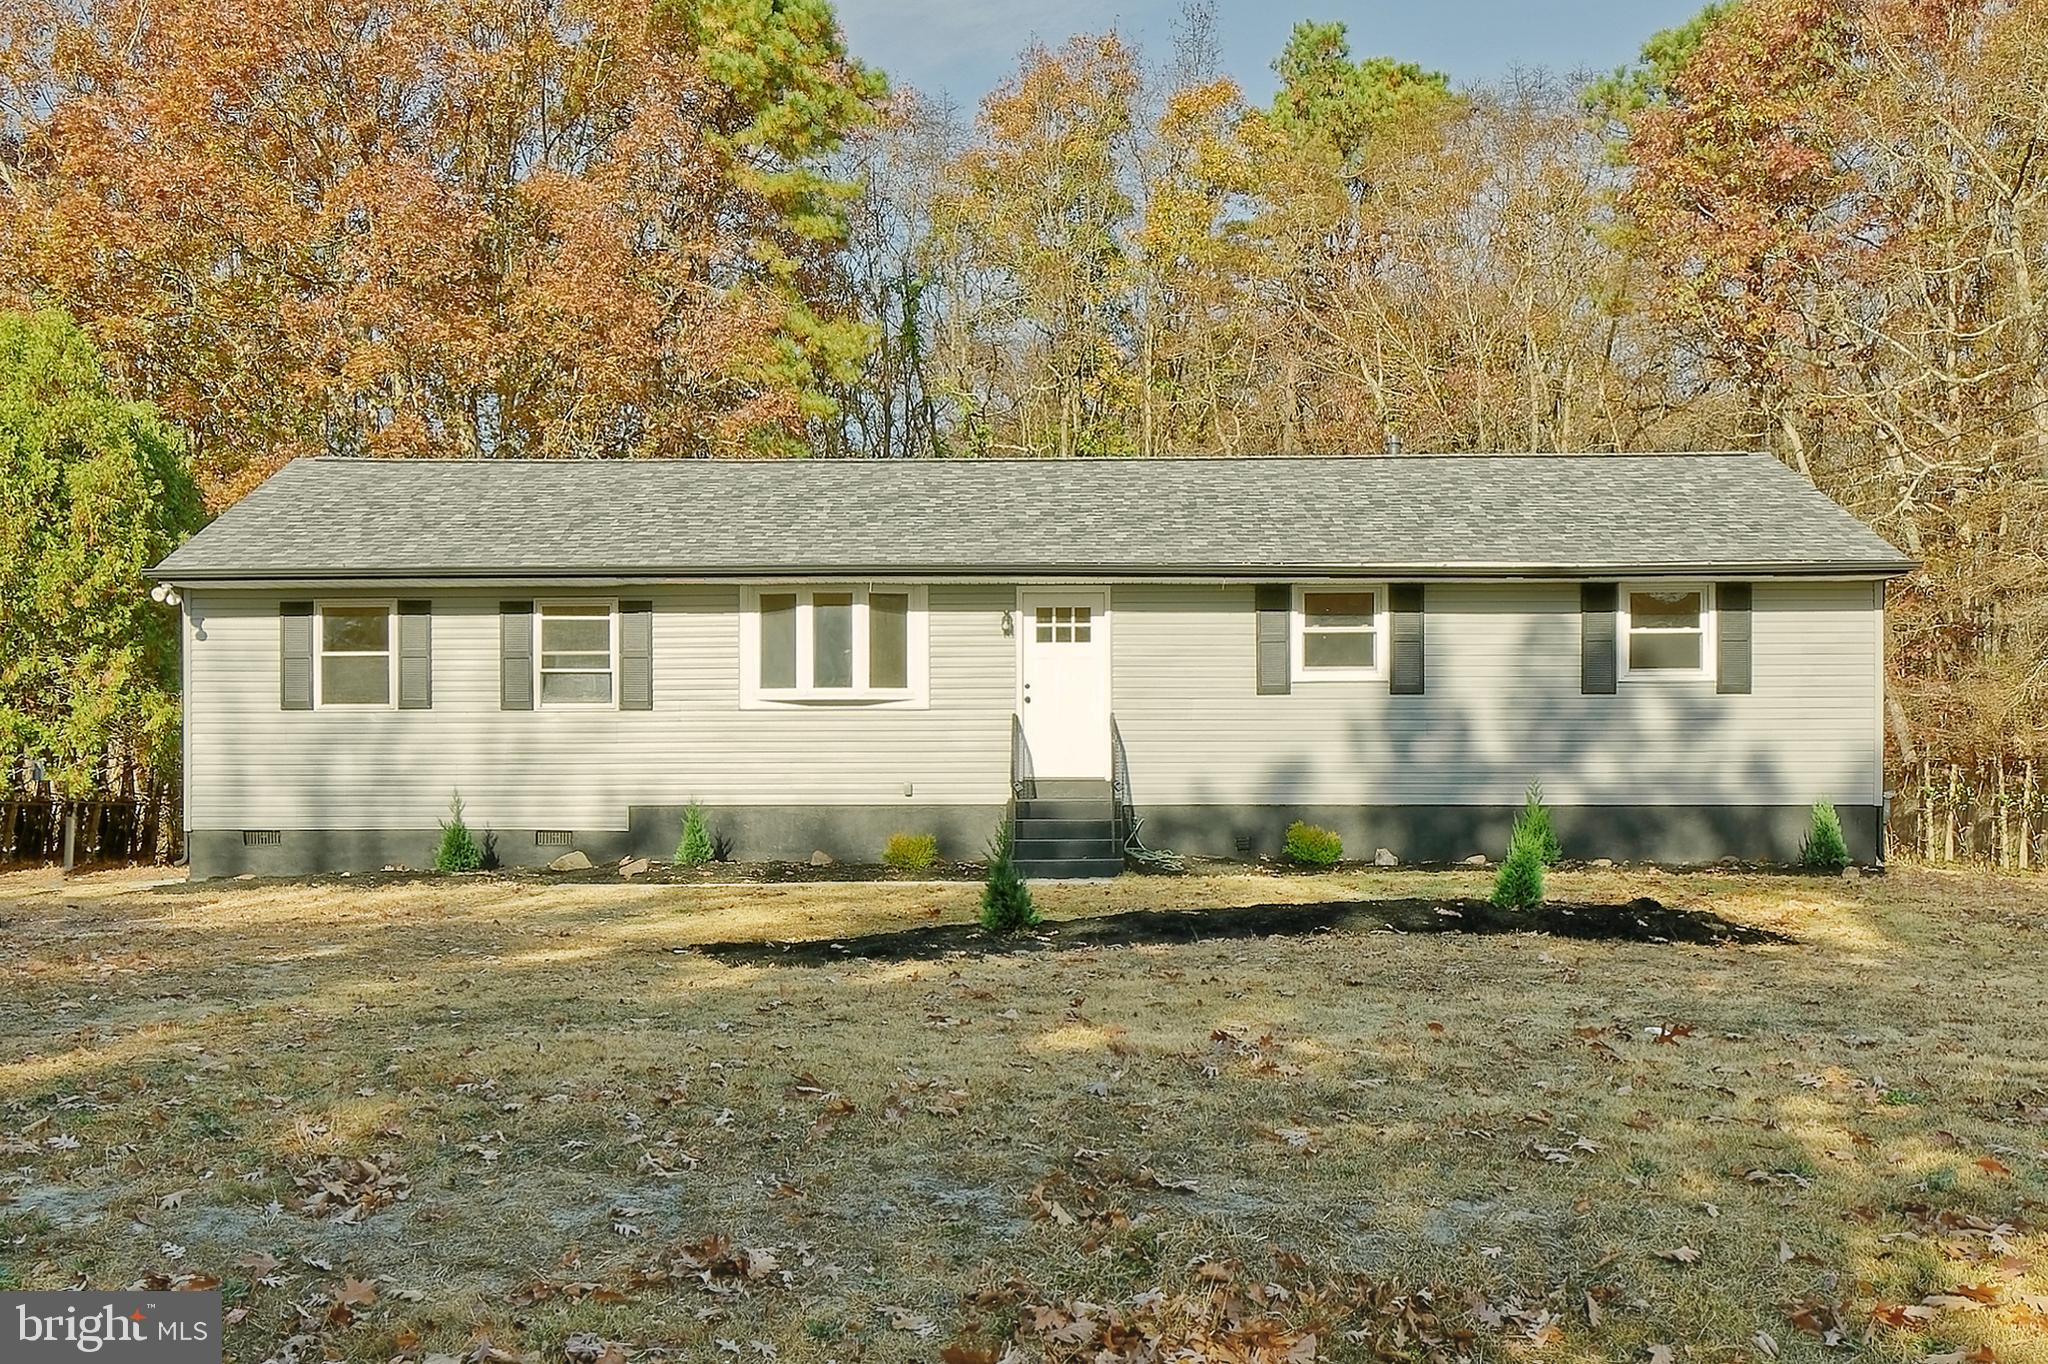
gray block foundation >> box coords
[1132,802,1882,865]
[187,801,1880,879]
[187,804,1008,879]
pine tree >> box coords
[434,791,483,873]
[676,803,715,867]
[1514,780,1564,866]
[1801,800,1850,870]
[980,820,1039,932]
[1492,825,1545,910]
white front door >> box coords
[1018,589,1111,780]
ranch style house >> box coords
[149,452,1913,880]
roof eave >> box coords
[149,558,1918,584]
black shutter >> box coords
[397,601,432,709]
[1255,585,1290,695]
[501,601,533,710]
[1580,582,1618,695]
[619,600,653,710]
[1716,582,1753,694]
[280,601,313,710]
[1389,583,1424,695]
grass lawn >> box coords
[2,863,2045,1363]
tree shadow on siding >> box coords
[1132,591,1875,864]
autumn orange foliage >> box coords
[0,0,884,503]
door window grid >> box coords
[1034,605,1092,643]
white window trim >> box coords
[535,599,620,709]
[312,599,397,710]
[1291,581,1389,682]
[739,585,930,709]
[1618,581,1717,683]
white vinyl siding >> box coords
[184,584,1009,830]
[1109,580,1880,808]
[182,578,1883,834]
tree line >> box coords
[1,0,2043,804]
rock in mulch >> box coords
[808,850,836,867]
[1461,854,1489,867]
[1373,848,1399,867]
[619,857,651,879]
[548,850,593,872]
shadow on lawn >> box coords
[692,894,1790,966]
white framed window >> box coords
[740,585,928,707]
[1031,603,1095,643]
[1292,583,1387,681]
[314,601,396,708]
[536,600,617,706]
[1619,583,1715,681]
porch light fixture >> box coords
[1000,609,1014,637]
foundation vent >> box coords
[242,830,283,847]
[1233,833,1254,857]
[535,830,575,847]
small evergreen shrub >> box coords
[882,832,938,870]
[675,802,715,867]
[1283,820,1343,866]
[980,821,1039,933]
[1491,825,1546,910]
[1801,800,1850,870]
[434,791,483,873]
[1514,780,1564,866]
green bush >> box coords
[979,821,1039,933]
[882,832,938,870]
[675,802,715,867]
[1513,780,1564,866]
[1801,800,1850,870]
[1491,825,1546,910]
[1283,820,1343,866]
[434,791,483,873]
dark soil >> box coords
[690,894,1789,967]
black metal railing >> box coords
[1010,713,1036,801]
[1110,715,1135,840]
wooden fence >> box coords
[1888,757,2045,869]
[0,787,181,867]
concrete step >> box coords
[1022,778,1114,799]
[1017,816,1111,841]
[1016,834,1121,861]
[1016,797,1114,822]
[1014,855,1125,881]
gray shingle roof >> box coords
[152,452,1913,581]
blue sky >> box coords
[834,0,1708,108]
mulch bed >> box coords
[690,894,1789,967]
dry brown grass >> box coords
[2,863,2045,1363]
